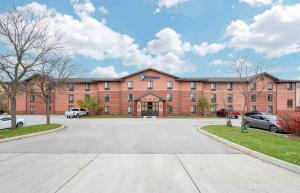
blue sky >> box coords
[10,0,300,79]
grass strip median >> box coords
[0,124,62,139]
[202,125,300,166]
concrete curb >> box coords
[198,127,300,175]
[0,125,65,143]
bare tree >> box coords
[220,96,232,127]
[0,5,62,129]
[28,55,74,125]
[231,55,274,131]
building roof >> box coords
[24,68,300,83]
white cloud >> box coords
[154,0,189,13]
[209,59,231,66]
[98,6,109,15]
[147,28,190,56]
[18,2,224,74]
[239,0,273,6]
[193,42,225,56]
[71,0,95,17]
[226,3,300,58]
[158,0,189,8]
[90,66,128,78]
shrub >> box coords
[277,112,300,136]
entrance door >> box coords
[141,102,159,116]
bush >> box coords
[277,112,300,136]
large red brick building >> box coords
[13,68,300,116]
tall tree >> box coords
[231,55,274,132]
[0,6,62,129]
[29,55,74,124]
[197,96,210,116]
[77,95,100,116]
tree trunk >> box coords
[10,96,17,130]
[46,99,50,125]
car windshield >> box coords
[72,109,79,111]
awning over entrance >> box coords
[135,92,165,101]
[135,93,165,116]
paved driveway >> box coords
[0,116,299,193]
[0,116,239,154]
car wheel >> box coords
[270,125,278,133]
[76,114,80,118]
[17,122,23,128]
[245,122,251,128]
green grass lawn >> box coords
[202,125,300,166]
[0,124,62,139]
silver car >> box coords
[243,114,284,133]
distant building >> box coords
[10,68,300,116]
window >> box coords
[128,106,133,114]
[128,93,133,102]
[268,105,273,114]
[191,106,196,114]
[167,106,173,114]
[287,83,293,90]
[211,106,217,113]
[69,105,74,111]
[30,95,35,103]
[104,106,110,114]
[267,82,273,90]
[30,84,35,91]
[147,80,153,89]
[69,95,74,103]
[287,99,293,108]
[268,94,273,102]
[104,94,110,102]
[104,82,110,90]
[252,105,257,111]
[227,105,233,112]
[210,94,216,103]
[251,94,256,102]
[227,94,233,103]
[211,83,216,91]
[30,106,35,114]
[167,93,173,102]
[69,83,74,91]
[85,83,90,91]
[250,83,256,90]
[46,95,51,103]
[191,82,196,90]
[227,83,233,90]
[128,81,134,89]
[167,81,173,89]
[190,93,196,102]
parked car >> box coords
[216,109,240,119]
[245,111,265,117]
[243,114,284,133]
[65,108,88,118]
[0,115,25,130]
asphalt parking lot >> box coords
[0,116,240,154]
[0,116,299,193]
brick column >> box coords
[137,101,141,116]
[159,101,163,116]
